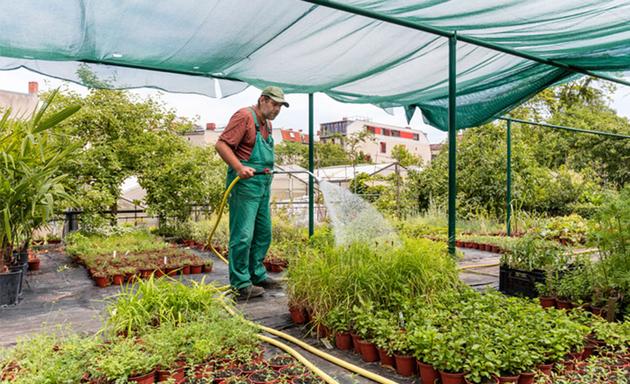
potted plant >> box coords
[0,91,81,305]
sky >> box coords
[2,67,630,144]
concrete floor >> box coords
[0,244,500,384]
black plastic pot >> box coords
[0,269,22,306]
[9,263,27,296]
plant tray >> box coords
[499,265,547,298]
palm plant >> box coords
[0,90,81,272]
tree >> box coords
[391,144,421,167]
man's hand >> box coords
[236,166,256,180]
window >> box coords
[382,128,390,136]
[413,133,419,141]
[391,130,400,137]
[380,142,386,153]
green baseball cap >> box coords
[261,86,289,107]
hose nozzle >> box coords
[253,168,273,176]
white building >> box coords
[319,117,431,165]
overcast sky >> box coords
[2,67,630,144]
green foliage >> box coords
[64,227,167,257]
[0,90,81,269]
[391,144,421,167]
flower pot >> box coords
[0,269,22,306]
[464,242,473,248]
[567,349,584,362]
[203,264,213,273]
[213,368,242,384]
[268,356,297,371]
[157,366,185,382]
[279,366,309,379]
[554,359,574,373]
[376,347,395,368]
[440,370,468,384]
[128,369,156,383]
[472,243,479,250]
[455,241,462,247]
[417,360,439,384]
[127,273,139,283]
[465,377,499,384]
[240,362,269,375]
[291,377,324,384]
[270,262,283,273]
[93,276,110,287]
[252,345,266,363]
[538,297,555,309]
[165,267,178,277]
[334,332,352,350]
[139,269,153,279]
[153,269,164,278]
[289,307,308,324]
[491,245,500,253]
[535,363,553,376]
[356,340,379,362]
[496,374,519,383]
[350,332,361,354]
[478,243,486,251]
[27,258,40,271]
[555,299,572,310]
[263,260,272,272]
[181,266,191,275]
[190,264,203,274]
[8,263,26,296]
[394,354,416,376]
[193,361,215,379]
[517,372,535,384]
[112,274,125,285]
[582,342,597,360]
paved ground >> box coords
[0,244,500,384]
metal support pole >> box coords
[308,93,315,238]
[448,35,457,257]
[506,119,512,237]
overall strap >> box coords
[248,107,260,132]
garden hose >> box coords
[219,298,399,384]
[457,263,500,270]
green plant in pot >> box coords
[88,336,158,382]
[0,90,81,274]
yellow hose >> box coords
[205,177,240,265]
[457,263,500,270]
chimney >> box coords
[206,123,216,131]
[342,117,348,120]
[28,82,38,94]
[289,128,293,131]
[406,126,412,129]
[298,129,302,132]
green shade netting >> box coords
[1,0,630,130]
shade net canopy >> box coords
[2,0,630,130]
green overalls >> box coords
[226,108,274,290]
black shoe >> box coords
[254,277,283,289]
[235,285,265,301]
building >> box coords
[182,123,307,147]
[0,82,39,118]
[318,117,431,165]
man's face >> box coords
[259,97,283,121]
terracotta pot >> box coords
[491,245,500,253]
[568,349,584,362]
[582,342,597,360]
[440,370,468,384]
[517,372,535,384]
[279,366,309,379]
[128,369,156,384]
[112,274,125,285]
[465,242,473,248]
[472,243,479,250]
[252,345,266,363]
[213,368,242,384]
[394,354,416,376]
[127,273,138,283]
[555,299,572,310]
[271,262,283,273]
[93,276,110,287]
[555,359,574,373]
[197,242,205,250]
[591,306,602,316]
[187,240,195,247]
[535,363,552,376]
[538,297,555,309]
[465,377,499,384]
[455,241,462,247]
[190,264,203,274]
[334,332,352,350]
[496,374,519,383]
[193,361,215,378]
[478,243,486,251]
[203,264,213,273]
[268,356,297,371]
[181,266,191,275]
[157,366,185,382]
[27,259,40,271]
[165,267,178,276]
[356,340,379,362]
[240,362,269,375]
[350,332,362,354]
[153,269,164,278]
[289,307,308,324]
[376,347,395,368]
[417,360,440,384]
[139,269,152,279]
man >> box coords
[215,86,289,300]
